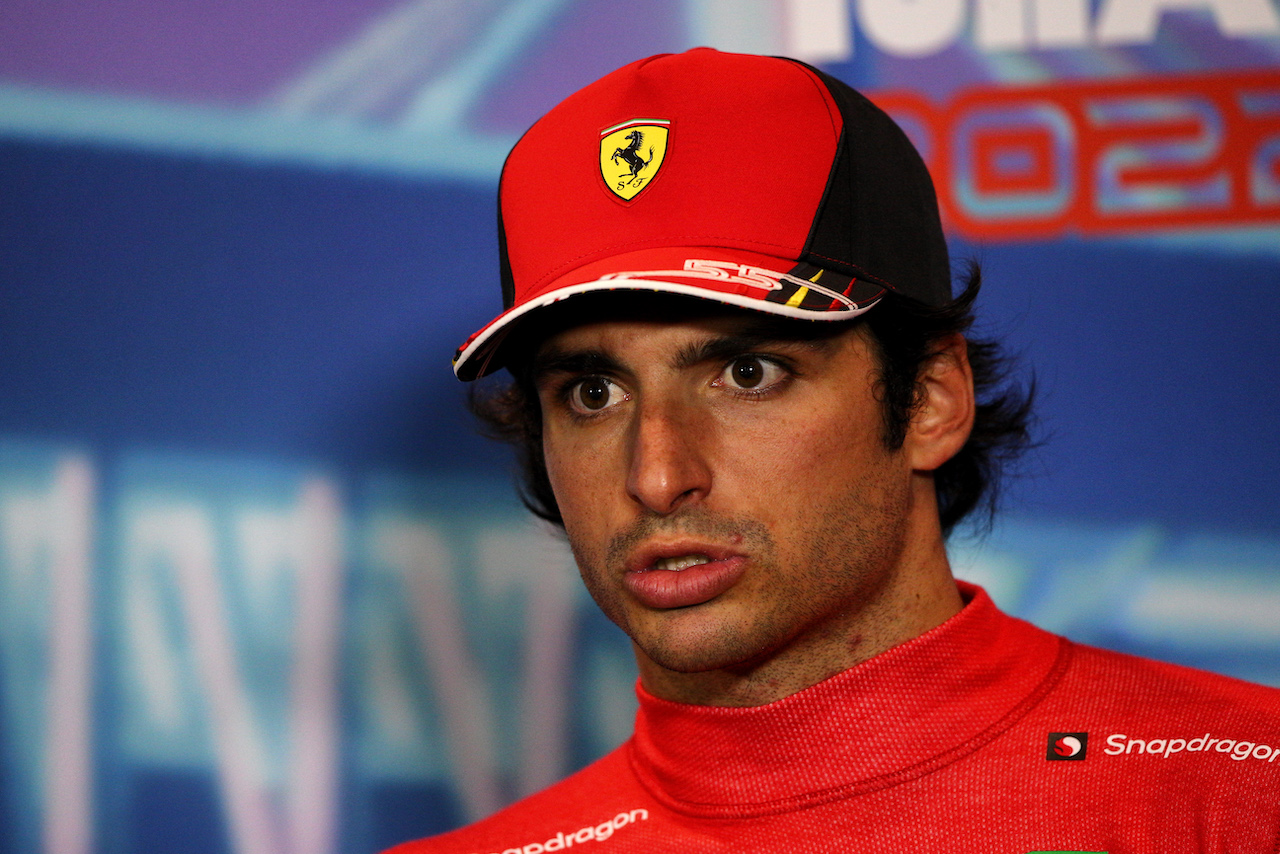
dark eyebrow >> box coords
[672,326,840,370]
[531,348,623,384]
[531,318,851,382]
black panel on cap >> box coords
[788,60,952,307]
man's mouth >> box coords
[624,549,747,609]
[651,554,712,572]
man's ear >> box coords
[906,333,975,473]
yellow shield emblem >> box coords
[599,119,670,201]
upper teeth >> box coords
[654,555,711,572]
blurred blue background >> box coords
[2,2,1279,852]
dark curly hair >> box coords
[468,264,1033,536]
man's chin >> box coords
[637,647,739,675]
[631,624,778,676]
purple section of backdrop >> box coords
[0,0,398,103]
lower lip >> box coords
[623,557,747,609]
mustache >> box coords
[605,508,775,567]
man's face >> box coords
[533,307,930,687]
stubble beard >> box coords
[566,482,911,677]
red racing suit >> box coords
[388,584,1280,853]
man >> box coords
[392,49,1279,853]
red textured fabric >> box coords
[388,585,1280,853]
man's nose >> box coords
[624,396,712,516]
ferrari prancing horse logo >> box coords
[599,118,670,201]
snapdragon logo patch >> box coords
[1046,732,1088,760]
[1103,733,1280,762]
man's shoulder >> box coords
[1044,640,1280,780]
[383,743,657,854]
[987,635,1280,846]
[1064,639,1280,721]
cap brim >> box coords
[453,247,885,379]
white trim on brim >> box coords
[600,117,672,135]
[452,276,882,379]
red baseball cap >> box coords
[453,48,950,379]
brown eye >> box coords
[578,378,610,409]
[717,356,786,393]
[568,376,624,414]
[730,357,764,388]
